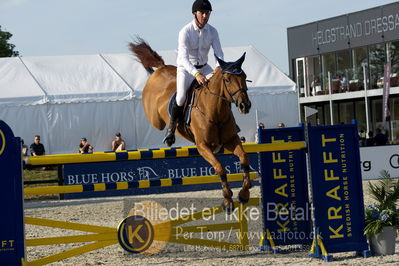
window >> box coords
[305,55,322,96]
[351,47,367,91]
[338,102,354,124]
[296,58,305,97]
[323,103,331,125]
[390,97,399,143]
[354,100,367,132]
[302,104,317,125]
[312,55,323,93]
[336,50,351,93]
[301,103,334,125]
[368,43,386,89]
[337,50,351,77]
[371,98,383,131]
[322,53,336,93]
[316,105,324,125]
[332,102,339,125]
[387,41,399,88]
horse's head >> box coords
[215,53,251,114]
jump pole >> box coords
[25,172,257,196]
[24,141,306,166]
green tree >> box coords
[0,25,19,57]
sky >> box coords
[0,0,397,74]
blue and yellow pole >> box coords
[24,172,257,196]
[25,142,306,166]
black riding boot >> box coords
[163,102,183,146]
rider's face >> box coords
[194,10,211,28]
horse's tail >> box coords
[129,37,165,74]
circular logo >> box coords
[389,154,399,169]
[127,200,171,254]
[0,130,5,156]
[117,215,154,253]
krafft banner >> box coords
[0,121,25,265]
[307,123,368,254]
[63,153,259,199]
[259,125,311,247]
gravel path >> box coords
[24,181,399,265]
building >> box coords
[287,2,399,143]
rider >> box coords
[163,0,224,146]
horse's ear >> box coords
[237,52,246,68]
[215,54,227,69]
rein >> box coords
[192,74,246,126]
[202,77,246,106]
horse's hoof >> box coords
[222,200,235,215]
[238,195,250,204]
[238,189,250,204]
[162,134,175,147]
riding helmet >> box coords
[192,0,212,13]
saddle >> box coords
[167,80,199,125]
[167,80,241,133]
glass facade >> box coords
[338,102,354,124]
[289,3,399,144]
[336,50,351,92]
[296,59,305,97]
[354,100,367,133]
[306,56,322,96]
[297,41,399,98]
[371,98,383,130]
[351,47,367,91]
[368,43,386,89]
[300,96,399,143]
[324,102,331,125]
[390,97,399,142]
[293,39,399,142]
[388,41,399,88]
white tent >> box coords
[0,46,298,154]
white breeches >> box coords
[176,64,214,106]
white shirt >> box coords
[177,20,224,76]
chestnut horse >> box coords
[130,39,252,212]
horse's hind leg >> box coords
[224,139,252,204]
[196,143,234,213]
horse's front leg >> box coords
[196,143,234,213]
[224,138,252,204]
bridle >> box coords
[192,72,249,126]
[202,74,248,107]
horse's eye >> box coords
[224,78,230,84]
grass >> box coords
[24,168,58,182]
[23,167,60,200]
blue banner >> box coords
[64,153,259,199]
[308,123,368,253]
[259,125,311,246]
[0,121,25,265]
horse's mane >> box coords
[207,67,222,86]
[129,37,165,74]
